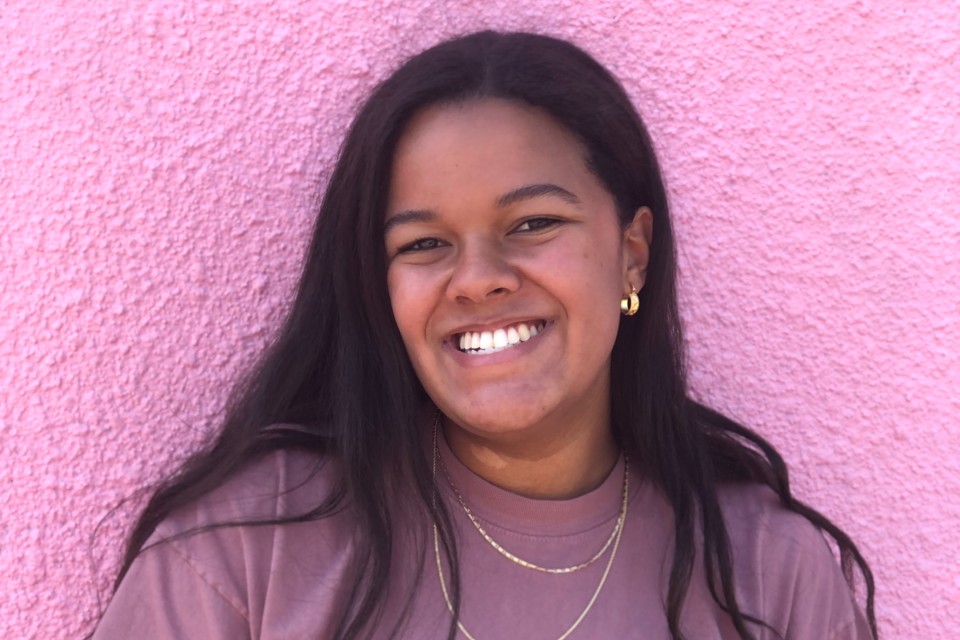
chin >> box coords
[440,399,558,440]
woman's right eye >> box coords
[398,237,445,253]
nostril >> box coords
[452,285,515,304]
[446,249,523,303]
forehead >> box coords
[387,99,596,211]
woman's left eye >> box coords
[512,217,562,233]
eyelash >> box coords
[397,237,446,253]
[513,217,562,233]
[395,217,563,254]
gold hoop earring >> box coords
[620,286,639,316]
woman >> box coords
[93,31,875,639]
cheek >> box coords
[566,242,622,300]
[565,242,625,341]
[387,269,435,351]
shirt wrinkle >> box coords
[166,534,251,622]
[828,618,858,640]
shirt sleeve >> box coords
[720,484,873,640]
[829,613,875,640]
[90,450,351,639]
[92,537,251,640]
[780,532,873,640]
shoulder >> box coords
[715,483,832,597]
[155,446,345,538]
[96,447,358,638]
[715,483,870,639]
[149,445,358,583]
[716,483,823,552]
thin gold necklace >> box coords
[435,431,626,574]
[431,417,629,640]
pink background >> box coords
[1,1,957,638]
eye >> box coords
[397,237,446,253]
[512,217,562,233]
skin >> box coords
[385,99,652,499]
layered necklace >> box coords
[431,415,629,640]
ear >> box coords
[621,207,653,293]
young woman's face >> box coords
[385,99,650,443]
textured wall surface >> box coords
[1,1,957,638]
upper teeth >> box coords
[458,321,543,354]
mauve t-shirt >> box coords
[94,435,871,639]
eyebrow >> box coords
[383,209,435,235]
[383,183,581,235]
[496,183,581,208]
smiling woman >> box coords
[91,32,876,640]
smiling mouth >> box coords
[455,320,547,355]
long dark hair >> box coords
[108,31,875,639]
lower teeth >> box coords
[465,344,512,355]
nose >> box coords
[446,240,521,304]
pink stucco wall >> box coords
[1,1,957,637]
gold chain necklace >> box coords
[435,430,626,574]
[431,417,629,640]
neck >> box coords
[439,413,618,500]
